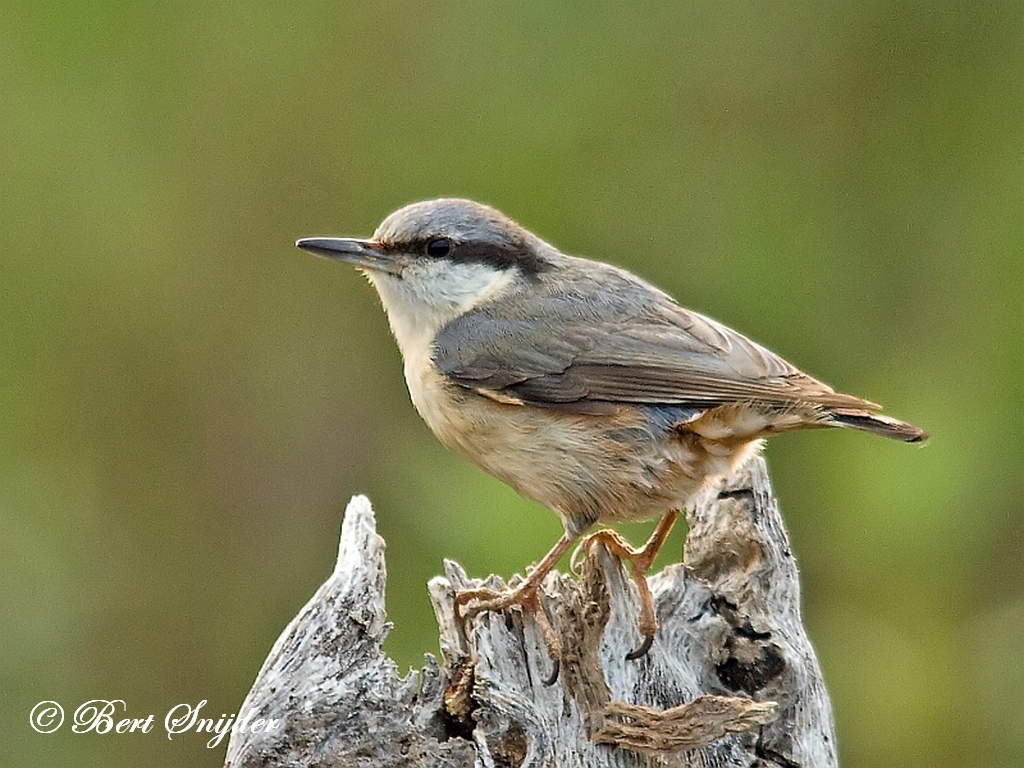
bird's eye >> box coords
[425,237,452,258]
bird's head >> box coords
[297,199,553,349]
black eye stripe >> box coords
[451,242,549,276]
[382,237,550,276]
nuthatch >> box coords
[297,198,926,660]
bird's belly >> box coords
[406,364,762,535]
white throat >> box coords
[366,261,516,360]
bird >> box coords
[296,198,926,661]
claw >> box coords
[569,540,587,575]
[625,633,655,661]
[542,657,560,686]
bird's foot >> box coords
[574,527,666,660]
[452,531,576,684]
[454,581,562,680]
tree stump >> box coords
[224,456,837,767]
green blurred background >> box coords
[2,2,1021,765]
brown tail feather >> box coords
[829,409,928,443]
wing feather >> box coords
[433,258,876,414]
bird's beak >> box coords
[295,237,403,276]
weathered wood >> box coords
[225,456,837,767]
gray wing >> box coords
[433,260,877,413]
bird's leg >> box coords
[454,530,576,660]
[578,509,681,659]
